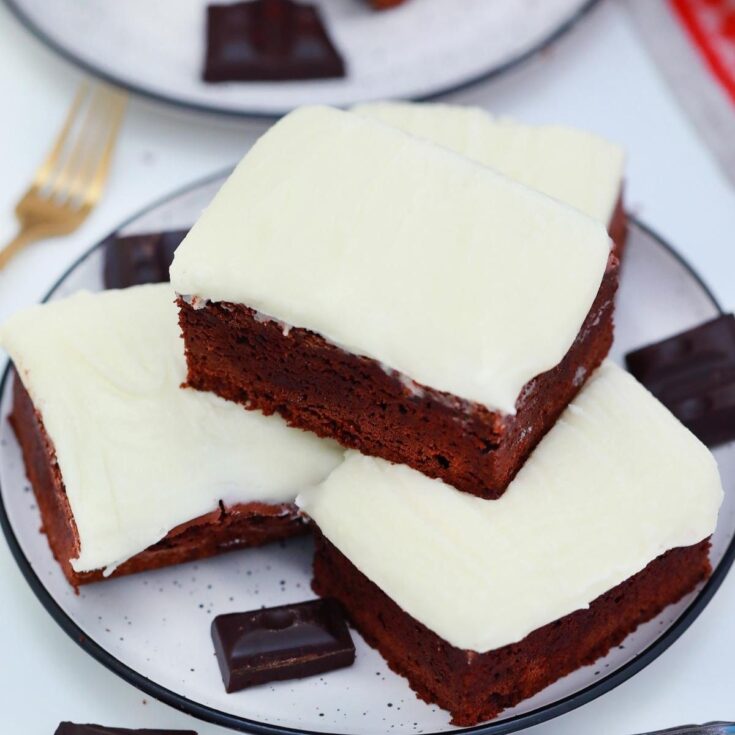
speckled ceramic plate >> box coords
[4,0,599,117]
[1,171,734,735]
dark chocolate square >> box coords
[203,0,346,82]
[211,597,355,691]
[103,229,189,290]
[625,314,735,446]
[55,724,197,735]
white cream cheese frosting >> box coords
[0,284,343,573]
[170,105,611,414]
[355,102,625,225]
[297,361,723,653]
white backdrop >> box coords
[1,0,735,733]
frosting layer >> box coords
[298,361,722,653]
[355,102,624,224]
[170,105,610,414]
[1,284,343,573]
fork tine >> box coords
[49,86,110,202]
[33,82,89,191]
[76,89,127,209]
[2,84,125,270]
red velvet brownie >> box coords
[297,363,723,724]
[0,284,342,587]
[368,0,407,9]
[313,535,711,725]
[10,377,308,587]
[177,257,617,499]
[171,106,616,499]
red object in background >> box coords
[670,0,735,104]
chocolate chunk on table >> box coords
[203,0,346,82]
[55,724,197,735]
[211,598,355,692]
[103,230,188,289]
[626,314,735,446]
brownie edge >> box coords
[311,533,711,726]
[177,255,619,499]
[9,375,307,588]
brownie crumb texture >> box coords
[312,533,711,726]
[9,376,307,588]
[177,256,618,499]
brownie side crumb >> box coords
[178,255,619,499]
[311,532,711,725]
[9,376,307,588]
[609,193,628,260]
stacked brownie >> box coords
[171,104,616,498]
[168,103,723,721]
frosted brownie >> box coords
[298,362,723,725]
[1,284,342,587]
[172,105,617,498]
[355,102,627,257]
[368,0,407,8]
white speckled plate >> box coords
[1,171,734,735]
[5,0,599,117]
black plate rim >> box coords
[3,0,602,120]
[0,168,730,735]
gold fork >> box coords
[0,83,127,270]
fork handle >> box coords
[0,228,43,271]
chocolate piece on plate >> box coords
[55,724,197,735]
[211,598,355,692]
[103,230,188,289]
[203,0,346,82]
[625,314,735,446]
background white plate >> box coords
[5,0,598,117]
[0,173,733,735]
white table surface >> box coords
[1,1,734,733]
